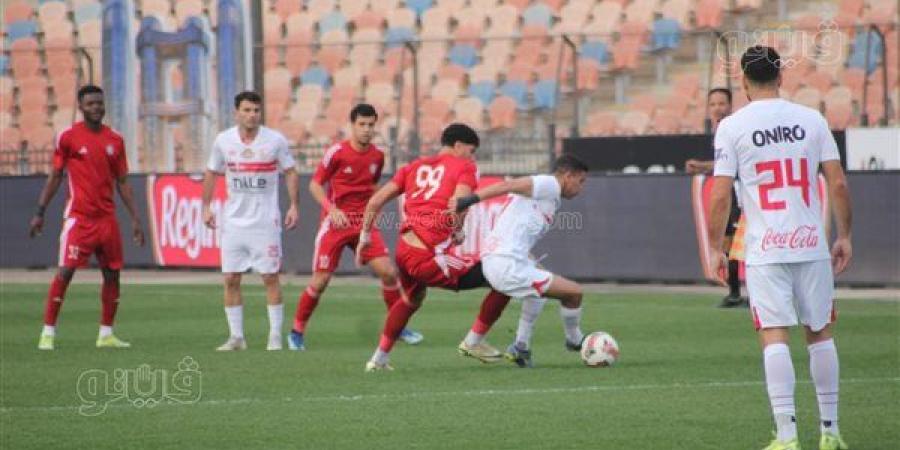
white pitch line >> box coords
[1,377,897,415]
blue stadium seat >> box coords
[522,3,552,28]
[533,79,557,109]
[468,81,496,105]
[74,3,103,25]
[0,55,8,74]
[406,0,434,18]
[581,40,609,65]
[500,80,529,111]
[301,65,331,89]
[448,44,478,69]
[650,18,681,52]
[319,11,347,34]
[5,21,37,42]
[385,27,415,48]
[848,29,883,74]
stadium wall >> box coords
[0,174,896,285]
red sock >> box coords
[471,290,511,335]
[378,300,420,352]
[43,275,70,326]
[100,277,120,326]
[381,282,401,309]
[293,286,320,333]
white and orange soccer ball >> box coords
[580,331,620,367]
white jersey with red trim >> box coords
[481,175,562,261]
[207,126,296,232]
[713,98,840,265]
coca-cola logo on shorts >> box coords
[147,175,226,267]
[761,225,820,252]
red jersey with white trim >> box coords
[392,153,478,249]
[312,140,384,219]
[207,126,296,232]
[52,122,127,219]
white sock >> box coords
[764,343,797,442]
[225,305,244,339]
[463,330,484,347]
[267,303,283,337]
[559,306,584,345]
[808,339,840,435]
[371,348,389,365]
[99,325,113,338]
[42,325,56,336]
[515,297,546,349]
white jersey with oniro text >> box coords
[207,126,296,233]
[713,98,840,266]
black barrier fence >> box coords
[565,132,848,173]
[1,172,896,285]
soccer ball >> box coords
[580,331,619,367]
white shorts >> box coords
[220,229,282,274]
[746,259,836,332]
[482,254,554,299]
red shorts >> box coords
[58,215,123,269]
[312,219,389,272]
[394,238,478,300]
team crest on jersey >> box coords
[343,166,353,174]
[106,145,114,156]
[78,146,88,155]
[369,163,378,174]
[241,148,254,158]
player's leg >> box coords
[217,272,247,351]
[542,274,586,350]
[38,266,76,350]
[720,233,743,308]
[95,218,129,348]
[289,224,343,350]
[457,260,510,363]
[748,263,801,449]
[368,254,424,345]
[261,273,284,351]
[506,296,547,366]
[366,279,425,372]
[794,261,846,450]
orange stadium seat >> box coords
[351,9,386,30]
[306,0,336,22]
[420,98,451,122]
[576,59,601,91]
[437,63,466,84]
[488,96,517,129]
[505,0,531,12]
[273,0,302,21]
[454,96,485,130]
[4,1,34,24]
[695,0,724,29]
[338,0,368,19]
[793,87,822,111]
[619,111,650,135]
[584,110,618,136]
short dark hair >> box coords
[350,103,378,122]
[440,123,480,148]
[707,87,732,103]
[553,154,589,174]
[234,91,262,109]
[77,85,103,102]
[740,45,781,84]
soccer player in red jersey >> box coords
[288,104,423,350]
[356,124,512,371]
[29,85,145,350]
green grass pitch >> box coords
[1,282,898,449]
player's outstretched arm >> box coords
[452,176,533,212]
[116,175,145,246]
[822,160,852,274]
[355,182,401,266]
[707,175,734,286]
[29,169,64,238]
[201,170,219,229]
[284,168,300,230]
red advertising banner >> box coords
[146,174,227,267]
[691,174,829,280]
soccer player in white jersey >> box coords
[708,46,852,450]
[452,155,590,368]
[202,91,300,351]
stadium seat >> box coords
[533,79,558,110]
[337,0,367,19]
[619,111,650,135]
[581,40,610,65]
[793,87,822,111]
[522,3,552,28]
[310,117,341,141]
[140,0,171,20]
[575,59,600,91]
[384,47,413,74]
[421,7,450,36]
[6,20,37,42]
[468,81,496,105]
[437,63,466,84]
[351,9,386,30]
[448,44,478,69]
[406,0,434,18]
[505,0,531,12]
[431,79,461,106]
[661,0,692,30]
[333,65,361,88]
[306,0,336,22]
[695,0,724,29]
[319,11,348,34]
[481,40,512,66]
[848,28,883,74]
[273,0,302,21]
[330,84,358,103]
[454,97,485,129]
[364,81,395,115]
[386,7,415,29]
[486,4,519,36]
[4,1,34,24]
[630,94,657,117]
[488,96,517,129]
[285,46,314,77]
[421,98,451,122]
[385,27,415,48]
[651,18,681,53]
[512,39,542,68]
[73,2,102,25]
[624,0,657,25]
[366,65,395,84]
[804,71,835,95]
[584,110,618,136]
[499,80,529,110]
[651,110,680,134]
[584,2,623,36]
[9,38,41,79]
